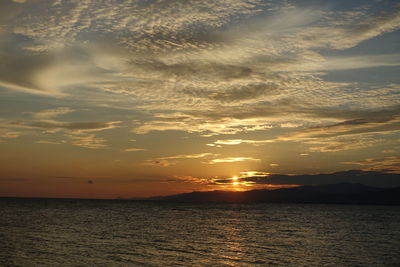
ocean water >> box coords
[1,199,399,266]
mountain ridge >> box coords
[148,183,400,205]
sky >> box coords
[0,0,399,198]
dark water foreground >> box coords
[1,198,399,266]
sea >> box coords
[1,198,399,266]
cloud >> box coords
[293,8,400,50]
[278,112,400,141]
[143,160,174,168]
[239,171,270,177]
[0,129,21,139]
[305,135,385,153]
[272,108,400,152]
[11,120,121,133]
[299,54,400,71]
[132,112,273,136]
[30,107,74,119]
[143,152,217,167]
[201,106,400,151]
[0,37,129,95]
[0,38,55,94]
[7,109,121,141]
[131,93,400,137]
[171,175,215,185]
[144,153,258,166]
[68,133,107,149]
[35,140,63,145]
[280,122,302,128]
[182,82,279,103]
[9,0,267,52]
[159,153,217,160]
[2,107,121,149]
[207,157,260,164]
[209,139,274,146]
[1,1,398,109]
[131,104,400,152]
[0,0,399,161]
[212,170,400,187]
[123,148,147,152]
[342,156,400,173]
[382,149,396,154]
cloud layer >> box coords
[0,0,399,195]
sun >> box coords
[232,176,239,185]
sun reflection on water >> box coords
[217,212,245,266]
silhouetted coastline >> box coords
[149,183,400,205]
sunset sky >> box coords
[0,0,399,198]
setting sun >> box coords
[232,176,239,185]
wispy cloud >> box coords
[30,107,74,120]
[11,120,121,133]
[342,156,400,173]
[207,157,260,164]
[305,135,385,153]
[132,112,274,136]
[0,0,399,193]
[203,108,400,152]
[143,152,218,167]
[1,107,122,149]
[68,133,107,149]
[1,1,398,117]
[143,160,174,168]
[275,112,400,152]
[171,175,215,185]
[300,54,400,71]
[159,153,217,160]
[212,170,400,187]
[210,139,274,146]
[0,129,21,139]
[123,148,147,152]
[35,140,64,145]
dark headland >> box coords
[148,183,400,205]
[146,170,400,204]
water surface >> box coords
[1,198,399,266]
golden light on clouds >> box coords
[0,0,399,198]
[209,157,260,164]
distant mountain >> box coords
[229,170,400,188]
[149,183,400,205]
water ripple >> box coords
[1,200,400,266]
